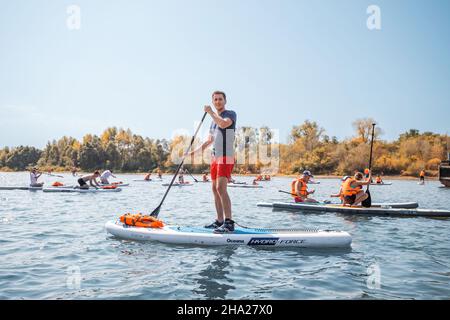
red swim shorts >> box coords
[211,156,234,181]
[294,197,304,203]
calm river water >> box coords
[0,172,449,299]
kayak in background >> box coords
[257,202,450,218]
[105,221,352,248]
[43,187,122,193]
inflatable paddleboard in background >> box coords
[0,186,43,191]
[257,202,450,218]
[228,184,263,189]
[43,187,122,193]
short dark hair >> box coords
[212,91,226,100]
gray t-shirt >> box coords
[209,110,237,158]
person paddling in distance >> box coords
[144,172,152,181]
[76,171,102,189]
[100,169,116,185]
[341,171,372,206]
[291,170,318,203]
[178,167,186,184]
[375,174,383,184]
[419,170,426,184]
[202,172,210,182]
[71,167,79,177]
[30,168,44,187]
[157,169,163,179]
[187,91,237,233]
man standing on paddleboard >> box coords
[189,91,237,233]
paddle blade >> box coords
[361,190,372,208]
[150,205,161,218]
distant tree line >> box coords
[0,121,448,177]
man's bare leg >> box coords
[216,177,232,220]
[212,179,224,222]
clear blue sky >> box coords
[1,0,449,148]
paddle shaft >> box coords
[151,112,207,217]
[362,123,376,208]
[184,168,198,182]
[366,123,376,192]
[279,190,297,197]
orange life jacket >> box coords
[342,178,362,196]
[420,171,425,177]
[376,177,382,183]
[52,181,64,187]
[120,213,165,228]
[291,179,308,198]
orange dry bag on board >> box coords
[102,185,117,190]
[120,213,164,228]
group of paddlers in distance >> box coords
[290,168,429,206]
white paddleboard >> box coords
[105,221,352,248]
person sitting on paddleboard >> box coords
[341,171,372,206]
[331,176,351,203]
[144,172,152,181]
[419,170,425,183]
[291,170,318,203]
[71,167,78,177]
[100,169,116,185]
[376,175,383,184]
[203,173,210,182]
[188,91,237,233]
[30,168,44,187]
[77,171,101,189]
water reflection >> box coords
[193,247,236,299]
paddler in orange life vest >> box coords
[291,170,318,203]
[364,168,374,183]
[331,176,351,203]
[341,171,372,206]
[375,175,383,184]
[419,170,425,183]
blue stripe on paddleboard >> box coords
[168,226,271,235]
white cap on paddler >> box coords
[302,170,313,178]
